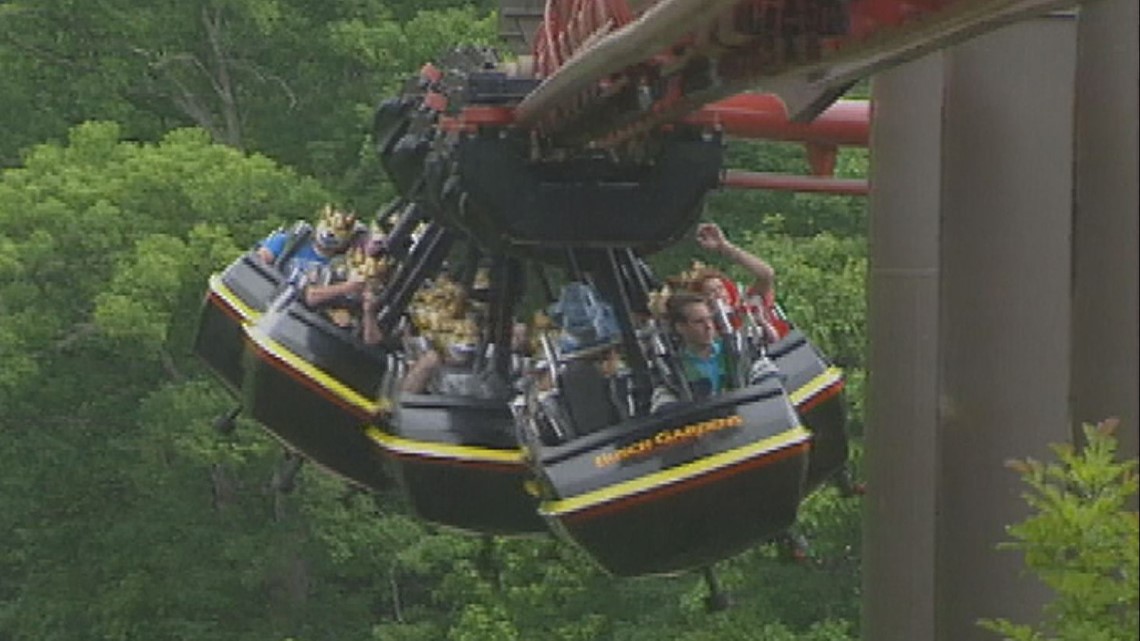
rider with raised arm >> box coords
[695,222,864,507]
[691,222,788,342]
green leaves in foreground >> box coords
[980,419,1139,641]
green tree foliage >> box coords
[0,0,496,204]
[0,121,336,640]
[980,419,1139,641]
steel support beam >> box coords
[721,170,869,195]
[685,96,870,146]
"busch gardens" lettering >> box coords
[593,415,744,468]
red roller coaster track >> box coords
[510,0,1085,144]
[482,0,1088,195]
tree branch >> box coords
[389,562,404,623]
[159,347,185,383]
[52,322,98,352]
[228,59,299,110]
[135,47,225,139]
[201,5,243,148]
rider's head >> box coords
[314,205,357,254]
[666,292,718,352]
[688,265,737,307]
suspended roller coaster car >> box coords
[367,394,546,535]
[240,292,394,491]
[766,326,849,492]
[192,10,861,570]
[522,371,811,577]
[358,225,548,535]
[193,253,281,395]
[492,247,844,577]
[192,219,549,535]
[193,247,394,490]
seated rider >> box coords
[649,289,778,412]
[653,292,730,410]
[400,318,509,399]
[398,275,508,399]
[695,224,864,499]
[256,204,368,310]
[357,248,393,344]
[559,336,628,430]
[524,284,628,439]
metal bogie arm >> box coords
[481,255,525,381]
[456,242,483,292]
[381,201,427,262]
[616,249,692,402]
[738,304,771,355]
[535,332,574,444]
[376,223,455,335]
[533,262,557,305]
[601,248,655,415]
[644,318,694,402]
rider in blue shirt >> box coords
[650,291,732,411]
[259,230,333,278]
[669,292,730,397]
[678,334,728,396]
[256,205,367,308]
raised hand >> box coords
[695,223,728,253]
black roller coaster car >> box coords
[518,369,811,577]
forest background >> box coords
[0,1,869,639]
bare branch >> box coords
[201,4,242,147]
[389,562,405,623]
[52,322,98,352]
[131,46,226,139]
[228,59,299,110]
[159,347,185,383]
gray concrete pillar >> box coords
[1070,0,1139,468]
[866,14,1086,641]
[863,52,944,641]
[936,17,1077,640]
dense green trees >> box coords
[0,123,332,639]
[0,0,495,200]
[1,3,870,639]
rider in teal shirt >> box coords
[677,334,730,398]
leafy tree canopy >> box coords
[0,0,496,204]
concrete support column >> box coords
[866,15,1083,641]
[1070,0,1139,465]
[863,53,944,641]
[936,17,1077,640]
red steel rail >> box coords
[722,170,869,196]
[513,0,1087,145]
